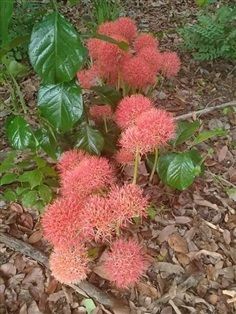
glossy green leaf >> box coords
[0,151,17,173]
[18,169,43,189]
[16,186,31,196]
[91,86,122,109]
[38,82,83,132]
[38,184,52,204]
[6,116,33,149]
[0,173,18,186]
[29,12,86,83]
[0,0,14,44]
[22,190,38,208]
[34,128,57,159]
[191,129,227,146]
[33,156,47,169]
[173,120,200,146]
[74,123,104,155]
[158,151,200,191]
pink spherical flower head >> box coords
[114,94,153,129]
[42,198,91,248]
[133,33,158,52]
[121,56,156,90]
[119,125,156,155]
[57,149,87,176]
[77,64,100,88]
[89,105,113,122]
[160,52,181,78]
[138,47,163,73]
[98,35,131,72]
[87,38,104,60]
[81,194,116,241]
[113,17,137,43]
[101,238,149,289]
[136,108,176,146]
[97,21,118,37]
[50,245,89,285]
[61,156,114,198]
[115,148,135,165]
[108,183,148,227]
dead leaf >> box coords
[28,230,43,244]
[136,282,158,299]
[218,145,228,162]
[28,300,41,314]
[10,202,23,213]
[168,234,189,254]
[158,225,176,243]
[223,229,231,245]
[153,262,185,275]
[22,267,43,284]
[0,262,17,276]
[19,213,34,229]
[175,216,192,224]
[92,265,110,281]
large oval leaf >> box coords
[29,12,85,83]
[6,116,33,149]
[74,123,104,155]
[158,152,199,191]
[38,81,83,132]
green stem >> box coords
[103,117,108,133]
[11,75,27,114]
[133,149,139,185]
[149,146,158,182]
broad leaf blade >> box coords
[29,12,86,83]
[74,123,104,155]
[38,82,83,132]
[191,129,227,146]
[18,169,43,189]
[173,120,200,146]
[0,0,14,45]
[91,86,122,109]
[6,116,33,149]
[34,128,57,159]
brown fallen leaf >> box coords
[223,229,231,245]
[158,225,176,243]
[153,262,185,275]
[10,202,23,213]
[0,262,17,276]
[218,145,228,162]
[136,282,158,299]
[28,230,43,244]
[168,234,189,254]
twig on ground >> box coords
[175,100,236,121]
[0,232,119,309]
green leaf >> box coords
[173,120,200,146]
[38,82,83,132]
[18,169,43,189]
[38,184,52,204]
[22,190,38,208]
[16,186,31,196]
[41,166,57,177]
[3,189,17,202]
[6,116,34,150]
[74,123,104,155]
[29,12,86,83]
[147,206,157,219]
[81,299,96,314]
[91,86,122,109]
[34,128,57,159]
[69,0,80,4]
[0,173,18,185]
[101,131,118,154]
[33,156,47,169]
[0,151,17,173]
[191,129,227,146]
[0,0,14,45]
[158,152,197,190]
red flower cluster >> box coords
[42,150,149,286]
[77,17,180,93]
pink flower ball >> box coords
[114,94,153,129]
[113,17,137,42]
[108,183,148,227]
[101,238,149,288]
[97,21,119,37]
[77,64,100,88]
[133,33,158,52]
[160,52,181,78]
[89,105,113,122]
[57,149,87,176]
[138,47,163,72]
[136,108,176,146]
[121,56,156,89]
[119,125,156,155]
[60,156,114,198]
[50,245,89,285]
[42,198,90,248]
[115,148,135,165]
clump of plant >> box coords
[0,151,57,211]
[178,4,236,60]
